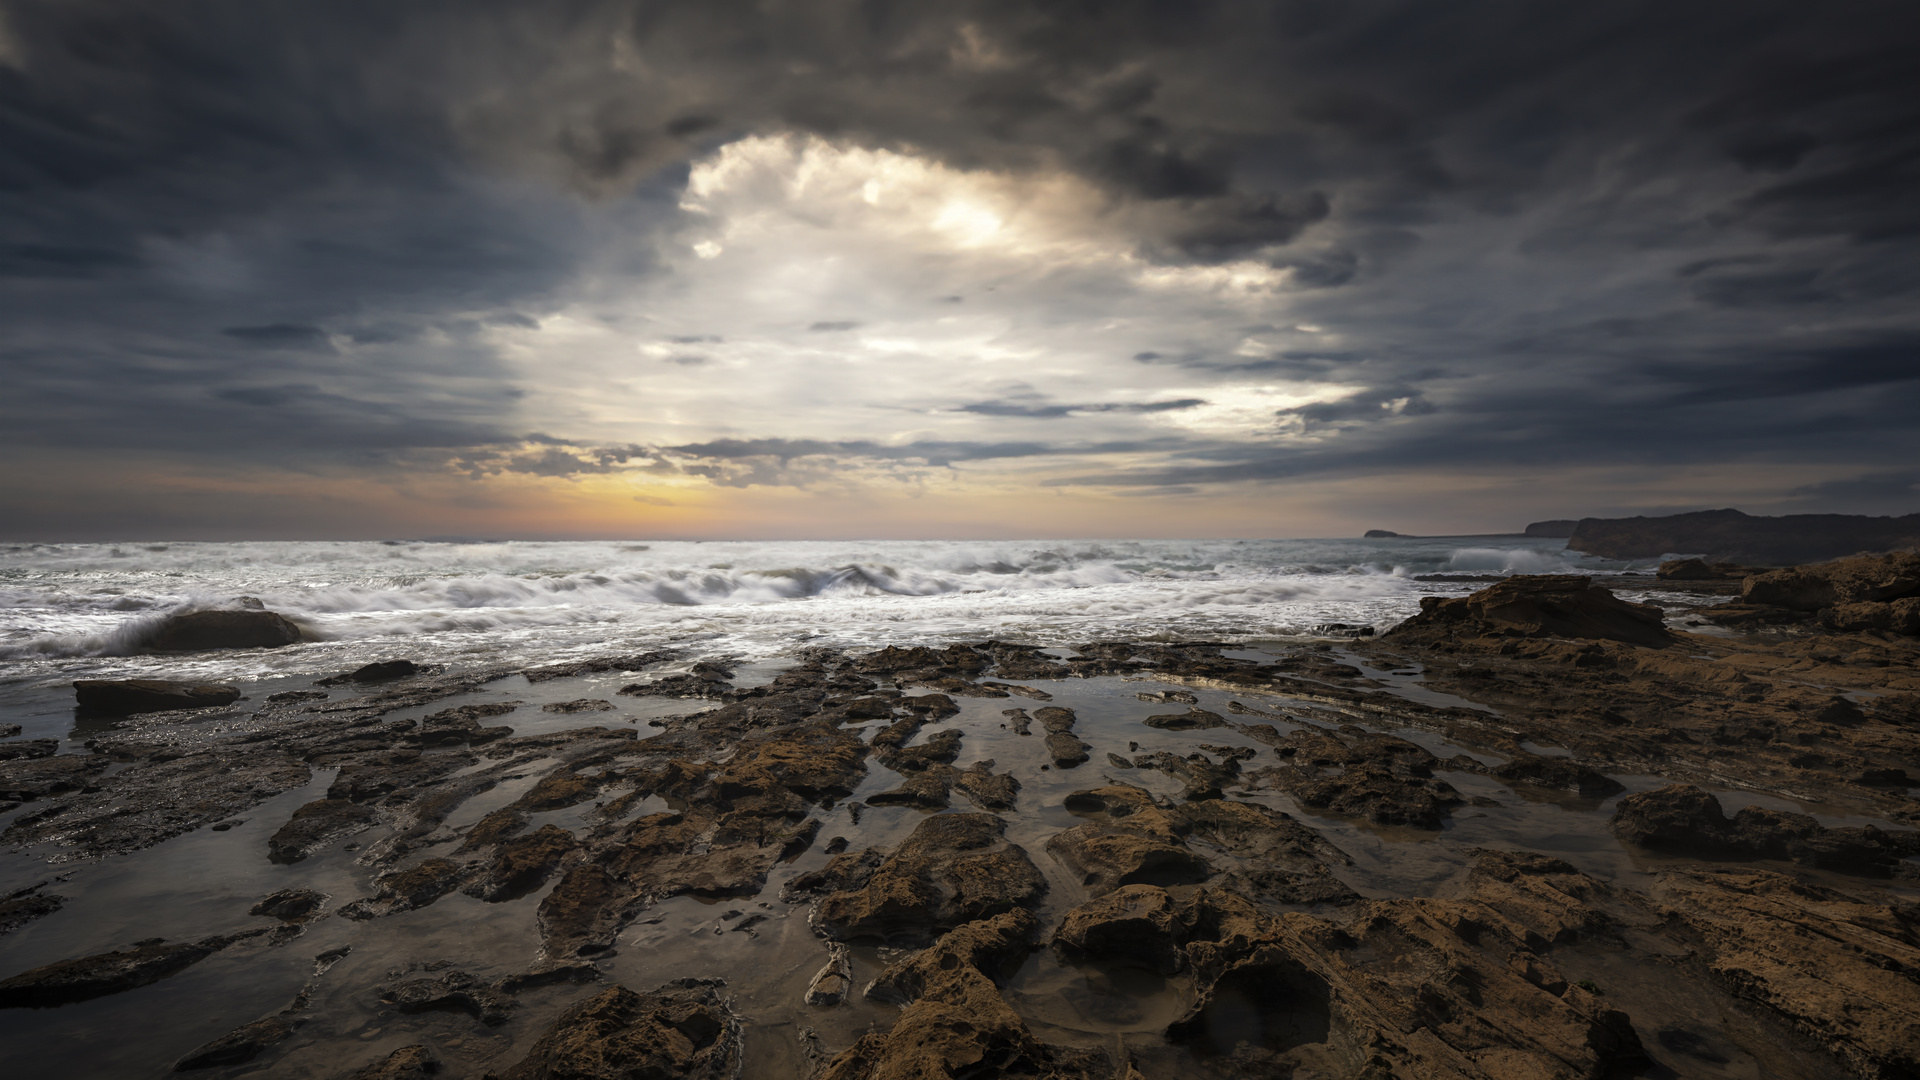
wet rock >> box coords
[1134,750,1238,801]
[329,751,475,803]
[1245,727,1468,828]
[464,824,576,902]
[1002,708,1032,735]
[1384,574,1673,649]
[0,930,260,1007]
[817,907,1100,1080]
[1031,706,1078,733]
[340,1045,440,1080]
[1044,733,1091,768]
[250,888,328,921]
[0,725,18,738]
[509,769,603,811]
[266,689,327,704]
[72,679,241,716]
[782,848,886,904]
[0,739,57,762]
[267,798,378,863]
[981,681,1052,700]
[1658,558,1756,581]
[418,702,516,747]
[805,942,854,1006]
[854,645,987,676]
[1063,884,1648,1079]
[542,698,615,713]
[1137,689,1199,704]
[521,650,678,683]
[3,750,308,858]
[865,908,1038,1006]
[1106,753,1134,769]
[869,729,964,809]
[814,813,1046,944]
[1143,707,1226,730]
[491,982,740,1080]
[173,988,307,1070]
[380,969,514,1026]
[0,890,65,937]
[954,759,1019,811]
[1492,752,1625,796]
[1612,784,1920,875]
[538,863,647,958]
[459,808,529,850]
[143,609,303,652]
[1053,885,1184,976]
[314,659,422,686]
[619,668,736,699]
[1047,787,1213,896]
[339,858,470,919]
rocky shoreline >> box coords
[0,558,1917,1078]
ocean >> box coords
[0,536,1643,692]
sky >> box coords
[2,0,1917,540]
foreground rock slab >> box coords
[72,679,241,716]
[487,981,739,1080]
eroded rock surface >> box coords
[813,813,1046,944]
[490,982,739,1080]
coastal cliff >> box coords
[1568,508,1920,562]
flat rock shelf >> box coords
[1,578,1918,1079]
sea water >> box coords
[0,536,1641,691]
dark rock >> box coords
[0,739,57,762]
[266,689,327,704]
[329,751,475,803]
[954,759,1019,811]
[380,969,514,1026]
[805,941,854,1006]
[522,650,678,683]
[1612,784,1920,876]
[267,798,377,863]
[510,769,603,811]
[3,750,307,857]
[1492,753,1625,796]
[73,679,240,716]
[0,892,65,937]
[538,864,646,959]
[542,698,615,713]
[1142,707,1226,730]
[814,813,1046,944]
[464,824,576,902]
[1658,558,1757,581]
[319,659,420,686]
[144,609,303,651]
[1820,598,1920,635]
[1044,732,1092,767]
[0,931,258,1007]
[491,982,740,1080]
[250,888,328,921]
[340,1045,440,1080]
[865,907,1038,1006]
[1525,520,1579,538]
[173,989,307,1070]
[339,859,469,919]
[1384,575,1672,649]
[418,702,516,746]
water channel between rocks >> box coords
[0,645,1913,1080]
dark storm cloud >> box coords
[1,0,1917,521]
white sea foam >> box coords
[0,537,1644,682]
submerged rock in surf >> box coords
[142,608,303,652]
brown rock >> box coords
[490,982,739,1080]
[0,931,257,1007]
[173,989,307,1070]
[1744,551,1920,611]
[267,798,377,863]
[1611,784,1920,876]
[465,825,577,902]
[1492,753,1625,796]
[814,812,1046,944]
[340,1045,440,1080]
[538,864,647,958]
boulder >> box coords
[73,679,240,716]
[143,608,303,651]
[813,813,1046,944]
[0,931,258,1007]
[1383,574,1672,649]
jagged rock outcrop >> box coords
[1383,574,1673,649]
[490,982,739,1080]
[1611,784,1920,876]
